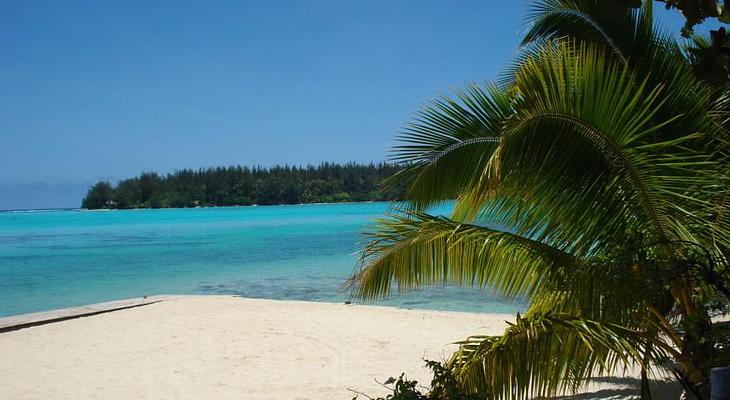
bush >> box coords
[350,360,480,400]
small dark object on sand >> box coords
[344,301,352,305]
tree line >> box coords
[81,162,405,209]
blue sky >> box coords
[0,1,718,209]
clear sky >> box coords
[0,1,715,209]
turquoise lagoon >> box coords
[0,202,521,317]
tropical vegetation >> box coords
[81,163,404,209]
[349,1,730,399]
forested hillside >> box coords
[81,163,404,209]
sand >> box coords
[0,296,678,399]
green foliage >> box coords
[81,181,113,209]
[81,163,404,209]
[349,1,730,398]
[651,0,729,36]
[521,0,730,87]
[685,27,730,87]
[351,360,480,400]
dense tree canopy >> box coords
[81,163,404,209]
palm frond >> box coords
[353,1,730,396]
[460,41,719,255]
[522,0,628,63]
[522,0,661,64]
[348,212,575,300]
[386,83,513,211]
[448,313,677,399]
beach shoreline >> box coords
[0,295,511,400]
[0,295,678,399]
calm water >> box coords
[0,202,521,317]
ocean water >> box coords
[0,202,522,317]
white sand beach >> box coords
[0,296,678,400]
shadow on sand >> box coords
[545,376,682,399]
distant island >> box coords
[81,162,405,209]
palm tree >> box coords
[348,1,730,398]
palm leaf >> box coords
[448,313,677,399]
[349,212,575,300]
[350,1,730,396]
[385,83,513,211]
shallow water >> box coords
[0,203,522,317]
